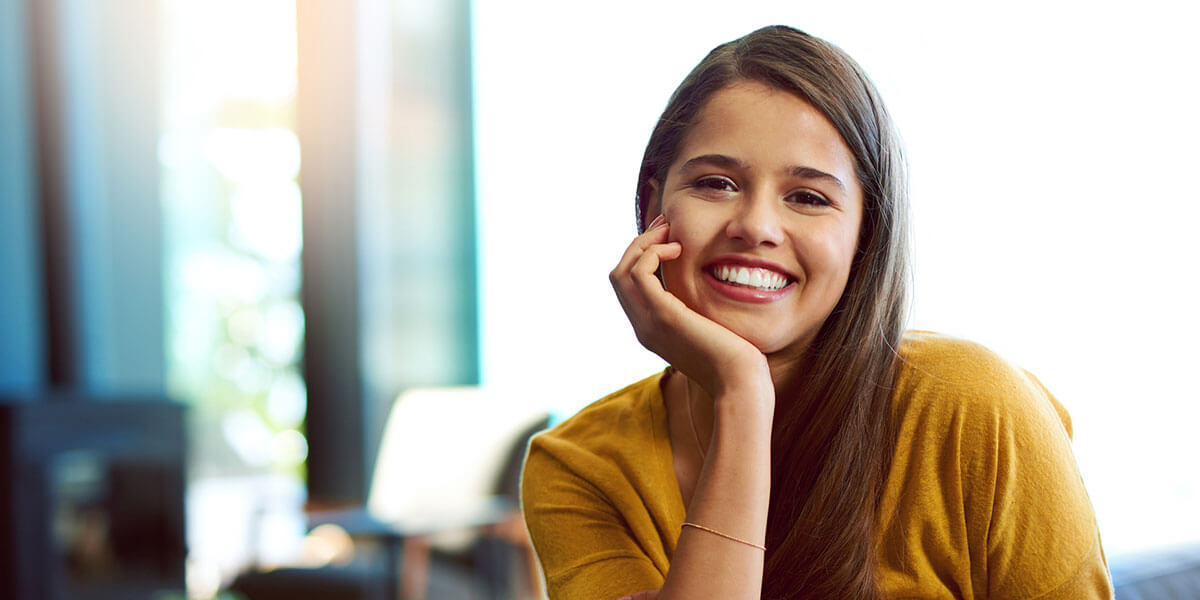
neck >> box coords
[765,341,813,416]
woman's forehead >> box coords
[673,82,858,185]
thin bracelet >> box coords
[682,522,766,551]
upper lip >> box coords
[704,254,798,282]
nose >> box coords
[725,192,785,247]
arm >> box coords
[522,436,669,598]
[521,386,773,600]
[608,216,774,600]
[658,385,772,599]
[979,375,1112,599]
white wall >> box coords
[473,0,1200,555]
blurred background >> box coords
[1,0,1197,598]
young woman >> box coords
[521,26,1111,599]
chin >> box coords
[753,339,802,357]
[725,323,808,357]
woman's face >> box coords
[648,80,864,362]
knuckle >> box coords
[631,273,656,293]
[632,259,656,278]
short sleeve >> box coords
[521,433,666,600]
[883,332,1113,599]
[978,373,1112,599]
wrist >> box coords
[709,355,772,399]
[712,383,775,431]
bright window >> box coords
[159,0,306,592]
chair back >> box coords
[366,387,548,533]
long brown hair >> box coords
[635,26,910,599]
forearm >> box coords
[657,388,773,600]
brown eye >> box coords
[694,176,737,191]
[786,190,831,206]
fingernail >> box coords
[648,214,665,229]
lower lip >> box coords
[703,270,794,303]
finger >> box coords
[613,221,671,275]
[628,243,687,316]
[612,242,680,330]
[614,227,670,280]
[630,242,681,282]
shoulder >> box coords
[893,330,1072,439]
[521,371,670,509]
[528,372,665,465]
[519,373,678,596]
[882,332,1110,597]
[896,330,1039,396]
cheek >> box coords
[659,258,699,312]
[659,231,695,290]
[660,210,707,295]
[832,229,860,277]
[662,204,705,257]
[798,224,859,284]
[663,196,722,247]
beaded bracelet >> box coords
[682,522,766,551]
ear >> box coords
[642,178,662,231]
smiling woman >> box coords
[650,82,863,363]
[520,26,1112,599]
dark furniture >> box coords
[0,396,187,600]
[230,413,549,600]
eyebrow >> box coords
[679,153,748,172]
[790,165,846,191]
[678,154,846,191]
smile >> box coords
[709,265,790,292]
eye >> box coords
[692,176,737,192]
[785,190,831,207]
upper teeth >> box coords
[713,265,789,291]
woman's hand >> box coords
[609,214,769,397]
[611,214,774,600]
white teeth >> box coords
[713,265,789,291]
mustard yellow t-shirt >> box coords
[521,331,1112,599]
